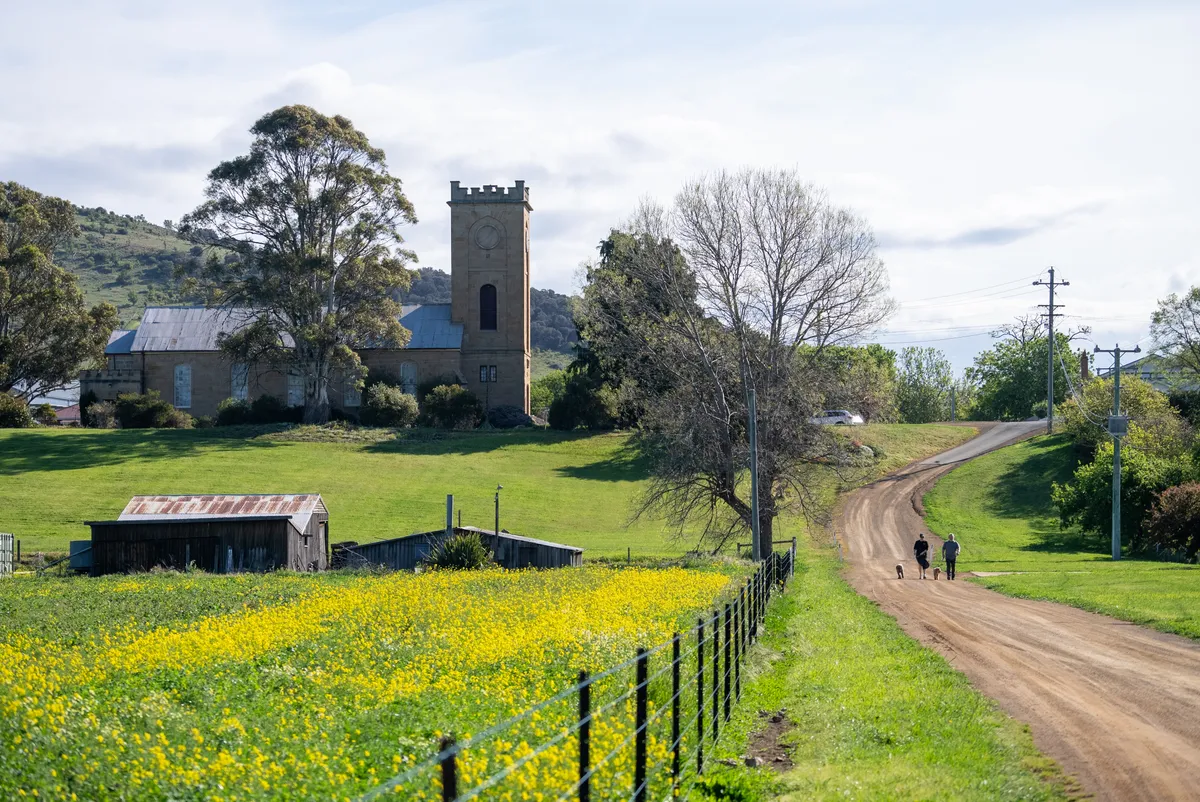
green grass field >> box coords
[0,423,976,557]
[699,553,1073,801]
[924,435,1200,640]
[0,421,1081,799]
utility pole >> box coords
[1033,267,1069,434]
[1093,344,1139,561]
[494,484,503,555]
[748,389,761,562]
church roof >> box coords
[122,305,462,352]
[399,304,463,349]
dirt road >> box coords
[839,422,1200,801]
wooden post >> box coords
[634,647,648,802]
[671,633,681,793]
[696,617,705,774]
[439,735,457,802]
[578,670,591,802]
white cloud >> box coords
[1,0,1197,369]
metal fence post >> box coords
[734,593,741,702]
[578,670,591,802]
[723,604,732,723]
[711,610,720,742]
[696,617,705,774]
[634,647,648,802]
[439,735,457,802]
[671,633,681,793]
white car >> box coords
[809,409,865,426]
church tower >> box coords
[448,181,532,413]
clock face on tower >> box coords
[474,224,501,250]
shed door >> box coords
[174,364,192,409]
[518,545,537,568]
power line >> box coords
[897,271,1045,304]
[900,286,1043,310]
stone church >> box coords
[81,181,533,418]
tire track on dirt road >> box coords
[839,422,1200,801]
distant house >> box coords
[1098,353,1200,393]
[55,404,80,425]
[79,181,536,418]
[86,494,329,576]
[335,526,583,571]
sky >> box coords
[3,0,1197,373]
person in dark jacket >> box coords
[942,534,961,580]
[913,533,930,579]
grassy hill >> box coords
[924,435,1200,639]
[2,424,972,557]
[55,206,203,327]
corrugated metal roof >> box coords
[105,330,136,354]
[130,308,280,352]
[126,305,461,352]
[119,494,327,533]
[397,304,463,350]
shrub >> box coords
[530,370,567,417]
[0,393,33,428]
[488,404,535,429]
[194,415,215,429]
[114,391,177,428]
[425,531,493,570]
[548,377,618,431]
[86,401,117,429]
[216,397,251,426]
[419,385,484,430]
[1052,442,1191,549]
[1143,483,1200,561]
[417,374,462,405]
[163,408,194,429]
[360,384,419,427]
[79,390,100,427]
[249,393,302,424]
[33,403,58,426]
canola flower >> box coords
[0,566,732,800]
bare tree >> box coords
[991,313,1090,345]
[579,168,894,556]
[1151,287,1200,376]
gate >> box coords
[0,533,13,576]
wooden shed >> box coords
[86,494,329,576]
[336,526,583,571]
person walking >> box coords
[913,533,930,580]
[942,534,961,580]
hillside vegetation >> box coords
[924,435,1200,639]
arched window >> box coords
[400,362,417,395]
[480,284,497,331]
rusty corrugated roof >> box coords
[119,494,327,531]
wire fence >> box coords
[356,542,797,801]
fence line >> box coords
[358,542,797,801]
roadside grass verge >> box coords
[923,434,1200,640]
[0,424,975,556]
[694,552,1073,801]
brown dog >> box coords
[933,567,941,580]
[896,563,904,580]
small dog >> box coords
[896,563,904,580]
[933,567,941,580]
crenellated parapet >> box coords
[448,180,531,208]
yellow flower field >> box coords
[0,566,735,800]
